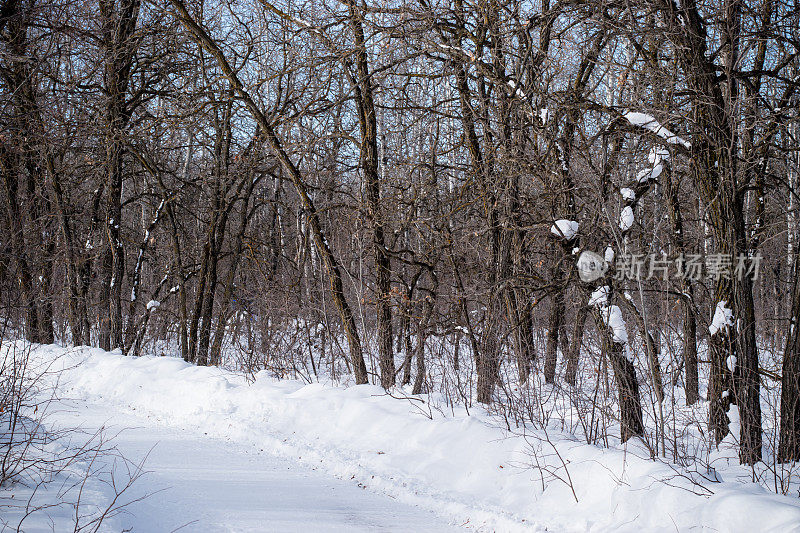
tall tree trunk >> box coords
[607,334,645,442]
[99,0,141,351]
[412,288,435,395]
[0,6,53,344]
[661,0,762,465]
[196,253,217,367]
[682,293,699,404]
[0,147,39,343]
[780,248,800,462]
[210,174,261,366]
[124,198,165,354]
[507,288,534,383]
[663,169,699,404]
[781,84,800,462]
[347,0,393,388]
[544,260,566,384]
[188,238,210,363]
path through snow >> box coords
[11,344,800,533]
[46,398,462,532]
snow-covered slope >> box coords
[31,343,800,531]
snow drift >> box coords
[30,343,800,532]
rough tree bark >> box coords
[98,0,141,350]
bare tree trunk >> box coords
[188,239,210,363]
[608,336,645,442]
[780,247,800,461]
[210,173,262,366]
[507,288,534,383]
[99,0,141,351]
[682,293,699,404]
[781,93,800,462]
[659,0,762,465]
[565,300,588,386]
[544,262,565,384]
[196,254,217,366]
[0,147,39,343]
[412,290,435,395]
[663,168,699,404]
[347,0,393,388]
[124,198,165,354]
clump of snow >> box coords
[710,301,734,336]
[619,206,634,231]
[638,146,670,182]
[637,162,663,182]
[589,285,610,306]
[604,246,615,263]
[624,291,634,301]
[726,355,737,373]
[589,285,628,346]
[649,145,670,164]
[146,300,160,311]
[550,219,579,240]
[507,78,526,99]
[726,404,742,450]
[602,305,628,344]
[623,111,691,149]
[620,188,635,201]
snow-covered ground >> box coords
[35,398,459,532]
[5,342,800,532]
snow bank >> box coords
[30,344,800,532]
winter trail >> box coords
[46,397,462,532]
